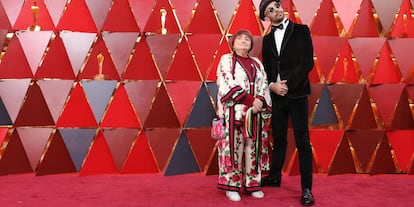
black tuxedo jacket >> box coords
[262,21,314,99]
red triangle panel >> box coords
[35,33,76,79]
[123,36,160,80]
[0,35,32,79]
[310,129,344,173]
[228,0,261,35]
[187,0,221,34]
[165,38,201,81]
[78,35,120,80]
[101,83,141,128]
[167,81,201,125]
[57,0,97,32]
[101,0,139,32]
[121,131,159,174]
[143,0,180,34]
[310,0,340,36]
[13,0,55,31]
[56,83,98,127]
[351,0,379,37]
[387,130,414,172]
[80,131,118,175]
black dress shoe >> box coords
[261,175,281,187]
[301,188,315,206]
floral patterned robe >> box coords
[216,53,272,191]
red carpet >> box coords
[0,173,412,206]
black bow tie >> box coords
[271,24,284,31]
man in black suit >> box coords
[259,0,315,206]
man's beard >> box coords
[274,13,284,24]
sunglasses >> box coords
[267,3,281,13]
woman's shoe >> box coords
[226,191,241,201]
[251,190,264,198]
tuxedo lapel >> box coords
[269,32,279,58]
[280,21,294,56]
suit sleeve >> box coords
[288,25,314,89]
[261,35,277,84]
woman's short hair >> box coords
[230,29,254,52]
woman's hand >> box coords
[252,98,263,113]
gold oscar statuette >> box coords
[28,2,41,31]
[94,53,106,80]
[160,8,167,35]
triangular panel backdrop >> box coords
[0,0,413,177]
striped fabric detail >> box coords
[220,85,246,104]
[217,183,240,191]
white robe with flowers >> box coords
[216,53,272,177]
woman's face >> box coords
[233,34,251,54]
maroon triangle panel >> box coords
[205,147,219,175]
[346,130,386,173]
[370,136,397,175]
[144,84,180,128]
[349,87,378,129]
[185,128,217,172]
[36,131,77,175]
[14,81,55,126]
[328,84,365,127]
[327,136,357,175]
[0,130,32,175]
[103,128,138,171]
[145,128,181,172]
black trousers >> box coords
[270,96,313,190]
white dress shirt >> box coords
[273,18,289,82]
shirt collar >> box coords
[272,18,288,31]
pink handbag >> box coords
[211,117,225,139]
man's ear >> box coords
[264,16,270,21]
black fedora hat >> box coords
[259,0,281,21]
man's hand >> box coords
[270,80,288,96]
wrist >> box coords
[241,94,255,106]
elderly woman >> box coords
[215,29,272,202]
